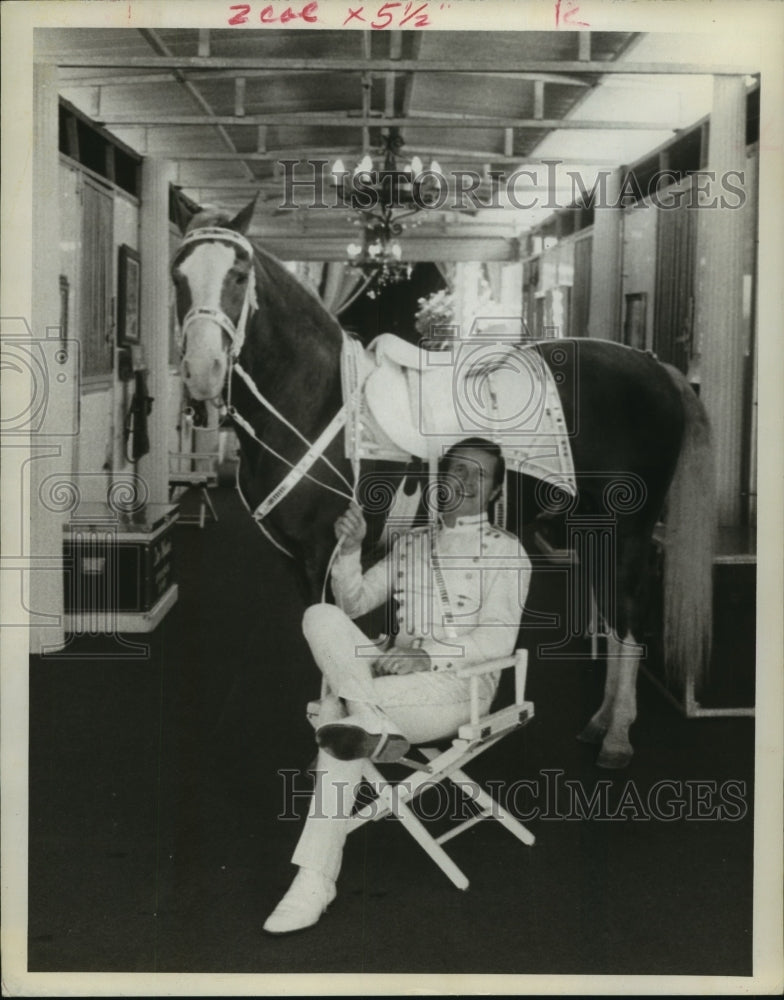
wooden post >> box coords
[29,62,74,655]
[587,167,623,341]
[693,75,747,526]
[138,158,175,506]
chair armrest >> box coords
[454,656,516,679]
[455,650,529,727]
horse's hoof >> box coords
[577,721,607,744]
[596,748,632,769]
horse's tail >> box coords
[661,365,715,693]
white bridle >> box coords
[174,226,258,360]
[173,225,360,562]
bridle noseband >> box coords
[174,226,257,361]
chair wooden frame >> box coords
[168,450,219,528]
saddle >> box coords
[344,333,576,493]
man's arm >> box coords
[331,504,393,619]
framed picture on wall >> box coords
[117,244,140,346]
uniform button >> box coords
[397,571,404,578]
[473,557,480,563]
[457,601,465,608]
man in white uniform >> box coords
[264,438,531,934]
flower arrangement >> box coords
[414,288,455,337]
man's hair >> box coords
[443,437,506,492]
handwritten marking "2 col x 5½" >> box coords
[227,1,432,27]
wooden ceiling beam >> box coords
[162,149,619,166]
[244,235,520,262]
[46,55,758,74]
[61,68,592,88]
[99,112,675,130]
[136,28,256,182]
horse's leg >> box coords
[593,525,650,768]
[596,631,640,769]
[577,637,619,745]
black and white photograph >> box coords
[1,0,783,995]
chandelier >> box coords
[331,129,442,292]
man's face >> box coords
[440,447,500,517]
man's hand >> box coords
[334,503,366,554]
[373,647,431,676]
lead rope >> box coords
[319,336,364,603]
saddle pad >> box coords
[356,341,576,493]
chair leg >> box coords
[449,766,536,847]
[390,796,471,891]
[363,761,470,890]
[202,487,218,523]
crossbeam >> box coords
[44,55,758,75]
[162,149,618,165]
[60,69,592,88]
[99,113,675,130]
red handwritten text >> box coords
[342,2,431,28]
[554,0,589,28]
[228,2,319,25]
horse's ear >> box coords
[172,187,201,234]
[228,193,259,235]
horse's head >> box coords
[171,194,259,401]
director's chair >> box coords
[307,648,535,891]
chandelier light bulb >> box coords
[332,158,346,178]
[410,155,423,176]
[430,159,442,176]
[347,243,362,257]
[355,154,373,175]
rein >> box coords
[175,226,361,561]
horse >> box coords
[170,195,715,770]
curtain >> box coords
[320,261,372,316]
[654,182,696,374]
[80,177,114,377]
[570,233,592,338]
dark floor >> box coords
[28,487,754,975]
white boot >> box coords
[263,867,337,935]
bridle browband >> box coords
[174,226,257,360]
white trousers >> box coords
[291,603,493,881]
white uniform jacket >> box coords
[331,513,532,671]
